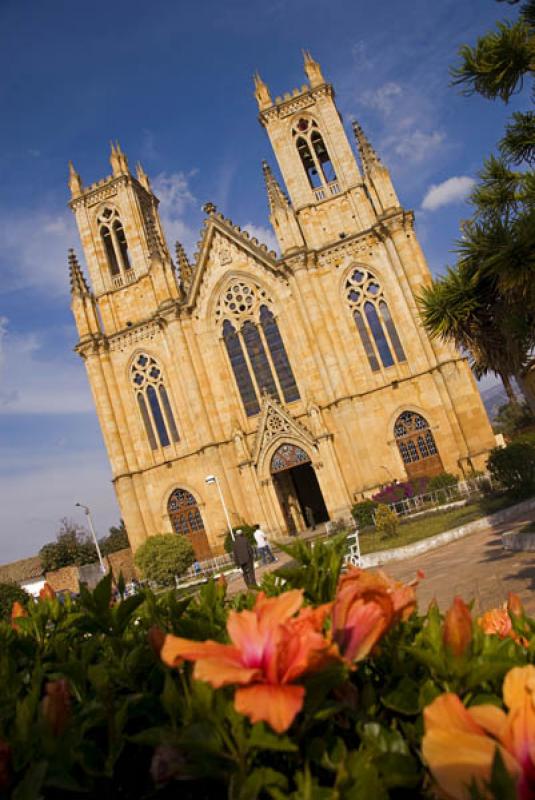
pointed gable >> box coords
[185,206,285,320]
[253,394,315,469]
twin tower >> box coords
[68,53,495,558]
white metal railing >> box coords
[343,526,361,568]
[175,553,236,587]
[384,475,494,518]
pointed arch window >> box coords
[97,207,132,281]
[219,282,300,417]
[131,353,179,449]
[292,118,337,192]
[394,411,443,479]
[345,267,406,372]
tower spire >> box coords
[303,50,325,88]
[262,161,289,213]
[68,249,89,296]
[136,161,151,191]
[68,161,83,197]
[253,72,272,110]
[175,241,193,289]
[110,140,129,176]
[352,121,381,176]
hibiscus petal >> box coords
[424,694,485,736]
[234,683,305,733]
[468,705,507,740]
[340,597,391,663]
[503,666,535,711]
[255,590,303,630]
[160,635,242,668]
[227,610,265,667]
[501,666,535,771]
[194,658,261,688]
[423,728,519,800]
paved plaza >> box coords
[229,508,535,615]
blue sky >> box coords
[0,0,524,561]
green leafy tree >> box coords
[0,582,29,621]
[420,0,535,411]
[493,399,534,437]
[99,520,130,555]
[487,439,535,496]
[39,517,96,572]
[134,534,195,586]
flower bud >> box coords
[42,679,71,735]
[443,597,472,657]
[39,582,56,601]
[11,601,28,631]
[507,592,523,618]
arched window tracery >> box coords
[97,207,132,280]
[345,267,406,371]
[292,118,337,192]
[131,353,179,449]
[394,411,443,479]
[218,281,300,416]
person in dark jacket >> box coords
[232,529,258,588]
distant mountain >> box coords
[479,383,508,420]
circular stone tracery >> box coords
[216,280,271,322]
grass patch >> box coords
[359,494,518,555]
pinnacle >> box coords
[262,160,289,212]
[352,120,381,174]
[175,241,193,288]
[68,249,89,296]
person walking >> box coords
[305,505,316,530]
[254,524,276,565]
[232,529,258,588]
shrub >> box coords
[372,477,429,505]
[134,534,195,586]
[427,472,459,492]
[351,499,378,528]
[0,582,29,621]
[374,503,399,537]
[487,441,535,497]
[223,524,257,554]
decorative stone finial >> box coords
[203,201,217,216]
[68,249,89,296]
[110,140,129,177]
[68,160,83,196]
[303,50,325,88]
[136,161,151,191]
[352,120,381,176]
[253,72,272,110]
[262,160,289,213]
[175,241,193,289]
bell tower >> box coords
[256,53,399,253]
[68,144,181,336]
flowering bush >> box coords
[1,534,534,798]
[372,477,429,505]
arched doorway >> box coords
[394,411,443,480]
[167,489,213,561]
[270,443,329,533]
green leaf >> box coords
[161,672,182,718]
[238,768,288,800]
[12,761,48,800]
[381,676,420,715]
[92,571,113,616]
[248,723,298,752]
[487,747,517,799]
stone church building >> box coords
[68,53,495,558]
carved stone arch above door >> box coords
[254,395,316,480]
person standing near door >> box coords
[305,505,316,530]
[232,529,258,588]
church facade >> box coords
[68,54,496,558]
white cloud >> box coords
[0,320,92,415]
[360,82,403,116]
[0,447,119,562]
[392,130,446,164]
[242,223,278,254]
[421,176,475,211]
[0,209,77,296]
[152,170,199,255]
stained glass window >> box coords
[242,321,279,400]
[260,306,300,403]
[394,411,440,467]
[271,443,311,473]
[131,353,179,449]
[345,267,406,372]
[223,320,260,417]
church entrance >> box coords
[167,488,213,561]
[270,443,329,534]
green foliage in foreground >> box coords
[1,532,534,798]
[134,533,195,585]
[0,582,28,622]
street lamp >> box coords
[75,502,106,573]
[205,475,235,541]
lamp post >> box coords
[75,502,106,573]
[205,475,235,541]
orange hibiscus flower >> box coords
[331,568,417,663]
[478,605,528,648]
[423,665,535,799]
[160,590,335,733]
